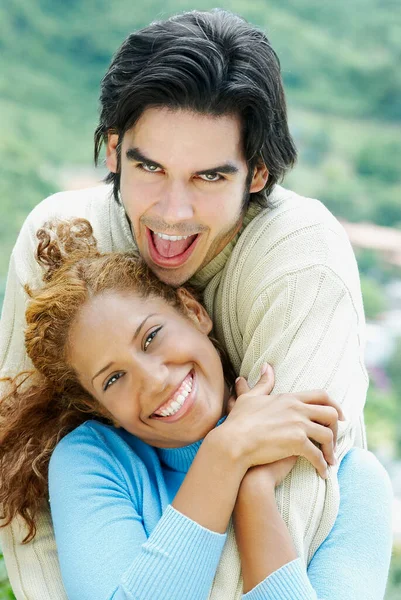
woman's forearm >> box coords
[172,428,247,533]
[233,473,297,594]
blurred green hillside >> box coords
[1,1,401,598]
[1,0,401,300]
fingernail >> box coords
[235,377,241,383]
[261,362,268,375]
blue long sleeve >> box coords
[49,422,226,600]
[243,448,393,600]
[49,422,392,600]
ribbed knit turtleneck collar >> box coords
[115,186,285,291]
[189,202,264,290]
[156,417,226,473]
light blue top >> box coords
[49,420,393,600]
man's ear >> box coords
[176,288,212,335]
[249,161,269,193]
[105,131,119,173]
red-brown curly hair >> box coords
[0,218,234,543]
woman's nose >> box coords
[135,356,169,395]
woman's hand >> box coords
[220,363,344,479]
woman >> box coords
[0,219,392,599]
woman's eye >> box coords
[103,372,124,392]
[198,172,222,182]
[144,326,162,351]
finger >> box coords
[299,439,328,479]
[235,376,250,397]
[247,362,275,395]
[305,421,336,466]
[304,404,339,452]
[296,390,345,421]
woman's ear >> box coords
[106,131,119,173]
[176,288,213,334]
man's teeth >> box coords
[154,232,192,241]
[156,375,193,417]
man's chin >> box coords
[143,256,195,287]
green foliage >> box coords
[386,545,401,600]
[360,275,387,320]
[0,1,400,592]
[0,555,15,599]
[356,140,401,184]
[365,385,399,454]
[387,337,401,402]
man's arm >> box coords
[0,185,121,599]
[240,266,367,561]
[0,208,66,599]
[213,196,369,562]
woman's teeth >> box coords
[154,374,193,417]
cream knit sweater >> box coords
[0,184,367,599]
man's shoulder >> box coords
[12,184,132,276]
[25,184,113,229]
[236,186,352,268]
[243,186,347,243]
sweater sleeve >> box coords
[223,200,369,561]
[240,264,368,453]
[235,262,368,561]
[242,448,393,600]
[48,425,226,600]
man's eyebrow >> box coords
[194,163,239,176]
[126,147,163,169]
[126,147,239,176]
[91,313,157,385]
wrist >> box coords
[237,467,276,503]
[205,423,248,479]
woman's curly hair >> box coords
[0,218,234,542]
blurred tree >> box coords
[360,275,387,319]
[0,555,14,599]
[356,140,401,184]
[385,545,401,600]
[365,385,398,454]
[387,337,401,400]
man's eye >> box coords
[103,372,124,391]
[198,173,222,182]
[139,163,163,173]
[144,326,162,351]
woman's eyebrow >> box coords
[132,313,158,341]
[126,146,239,176]
[91,313,158,384]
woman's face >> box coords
[67,288,229,447]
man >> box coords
[0,9,368,598]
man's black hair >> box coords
[94,9,297,207]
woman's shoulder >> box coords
[49,420,158,481]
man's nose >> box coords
[157,180,194,224]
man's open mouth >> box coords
[146,227,200,267]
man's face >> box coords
[106,108,268,286]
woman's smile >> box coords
[151,369,196,422]
[67,288,228,447]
